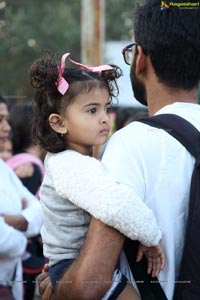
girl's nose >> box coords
[100,111,110,124]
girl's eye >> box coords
[88,108,97,114]
[105,106,112,113]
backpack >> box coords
[124,113,200,300]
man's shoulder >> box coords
[110,120,156,143]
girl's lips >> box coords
[100,128,110,135]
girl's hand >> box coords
[136,243,165,277]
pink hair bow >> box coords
[70,59,113,75]
[56,53,70,95]
[56,53,113,95]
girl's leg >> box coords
[104,269,140,300]
[116,283,141,300]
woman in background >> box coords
[0,94,43,300]
[7,102,45,300]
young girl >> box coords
[29,53,164,300]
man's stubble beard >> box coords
[130,53,148,106]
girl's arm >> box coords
[48,152,162,246]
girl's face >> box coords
[62,88,111,155]
[0,103,11,152]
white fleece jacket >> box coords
[40,150,161,266]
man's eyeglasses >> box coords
[122,42,139,65]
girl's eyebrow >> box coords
[84,102,99,107]
[83,101,111,107]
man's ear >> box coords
[135,46,147,76]
[48,113,68,134]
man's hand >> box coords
[37,264,54,300]
[136,243,165,277]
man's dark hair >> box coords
[134,0,200,89]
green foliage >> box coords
[0,0,142,98]
[0,0,81,96]
[105,0,135,41]
[105,0,144,41]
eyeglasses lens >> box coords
[125,49,132,65]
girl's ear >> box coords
[48,113,68,134]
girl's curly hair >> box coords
[29,53,123,153]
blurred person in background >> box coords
[7,102,46,300]
[0,94,43,300]
[114,106,146,131]
[8,102,45,197]
[0,138,12,161]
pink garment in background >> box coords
[6,153,45,198]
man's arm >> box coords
[39,220,165,300]
[54,217,125,300]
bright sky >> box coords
[105,41,146,108]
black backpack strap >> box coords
[138,113,200,159]
[124,240,168,300]
[126,113,200,300]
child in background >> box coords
[8,103,45,196]
[29,52,165,300]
